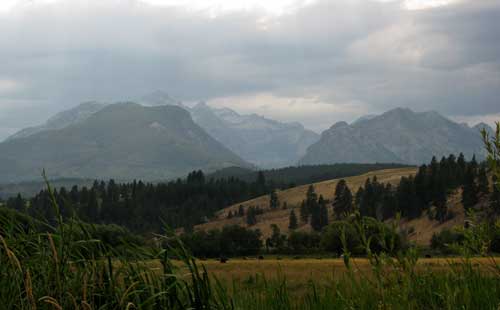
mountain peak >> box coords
[139,90,182,107]
[0,103,249,182]
[300,108,486,165]
[194,101,210,109]
[352,114,377,125]
[384,107,414,116]
[474,122,494,135]
[330,121,349,130]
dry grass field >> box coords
[146,257,500,289]
[196,168,418,239]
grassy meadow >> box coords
[2,192,500,309]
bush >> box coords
[320,217,403,255]
[320,221,361,255]
[430,228,465,255]
[287,231,321,253]
[181,225,262,257]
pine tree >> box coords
[238,205,245,217]
[305,185,321,230]
[414,164,430,208]
[434,175,448,222]
[255,171,267,196]
[457,152,467,183]
[305,185,317,211]
[354,186,364,210]
[332,179,353,219]
[246,207,257,226]
[470,154,478,171]
[87,189,99,222]
[318,195,329,229]
[299,200,309,223]
[381,184,397,220]
[478,165,489,195]
[288,209,298,230]
[360,178,376,218]
[269,189,279,209]
[462,165,479,210]
[397,176,420,219]
[13,193,25,211]
[446,154,458,188]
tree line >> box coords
[5,170,271,233]
[350,154,494,222]
[289,153,495,234]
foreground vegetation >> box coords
[2,192,500,309]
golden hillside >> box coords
[195,166,470,246]
[196,168,416,237]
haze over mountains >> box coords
[0,92,493,184]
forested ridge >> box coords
[3,171,269,233]
[2,152,499,257]
[208,163,409,186]
[1,164,407,233]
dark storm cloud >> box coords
[0,0,499,139]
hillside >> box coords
[196,167,417,239]
[398,189,466,246]
[0,103,250,182]
[299,108,489,165]
[196,166,471,245]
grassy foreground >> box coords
[2,200,500,309]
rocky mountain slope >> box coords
[0,103,250,182]
[190,102,320,168]
[6,102,106,141]
[299,108,490,165]
[7,92,320,168]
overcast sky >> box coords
[0,0,499,140]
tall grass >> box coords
[1,178,500,309]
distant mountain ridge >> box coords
[0,103,250,183]
[299,107,491,165]
[189,102,320,168]
[6,102,106,141]
[6,91,320,168]
[5,93,494,173]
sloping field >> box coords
[196,167,418,239]
[399,188,466,245]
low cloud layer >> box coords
[0,0,499,139]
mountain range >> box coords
[299,108,489,165]
[1,92,494,183]
[6,91,320,169]
[136,91,320,167]
[0,103,249,182]
[189,102,320,168]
